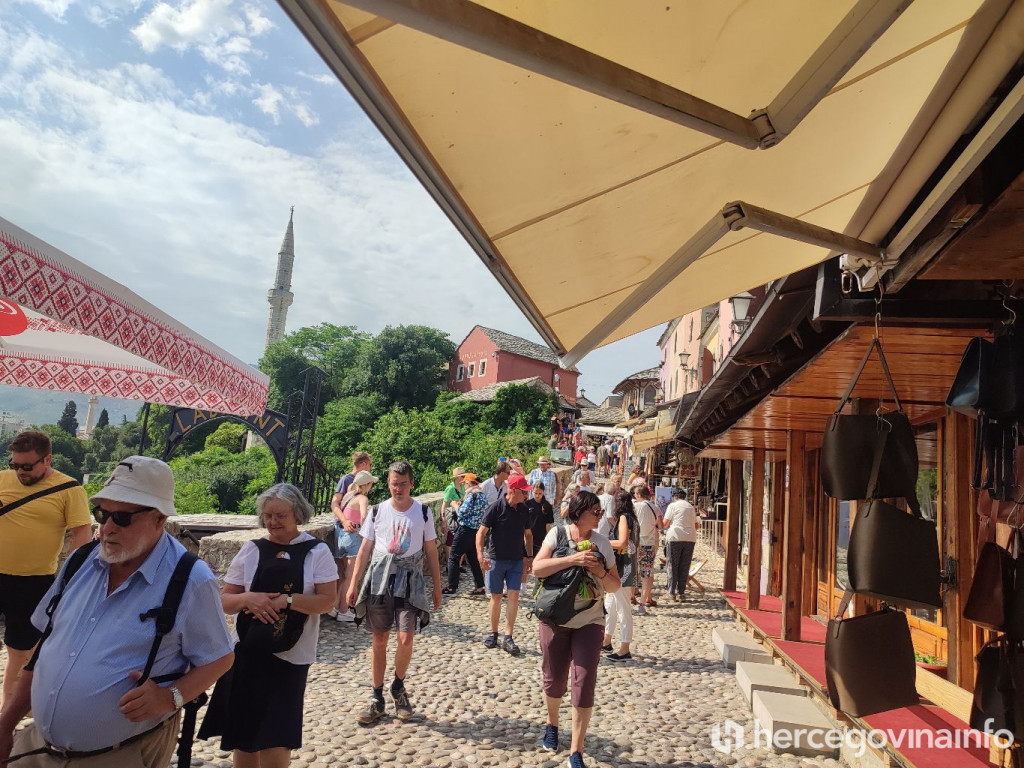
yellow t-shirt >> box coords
[0,469,91,576]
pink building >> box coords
[448,326,579,405]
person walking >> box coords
[586,447,597,474]
[595,477,618,537]
[0,430,92,709]
[527,457,558,506]
[533,491,620,768]
[442,477,487,596]
[199,484,337,766]
[596,441,609,479]
[480,461,510,506]
[440,468,469,574]
[331,452,372,618]
[0,457,234,768]
[347,461,442,724]
[661,487,698,601]
[525,482,554,562]
[329,470,378,621]
[634,485,660,614]
[477,475,533,655]
[602,491,638,661]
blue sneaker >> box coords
[567,751,586,768]
[542,724,559,751]
[484,632,498,649]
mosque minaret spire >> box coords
[265,207,295,349]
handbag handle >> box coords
[832,588,855,636]
[864,415,923,517]
[835,338,903,414]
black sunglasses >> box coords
[92,506,157,527]
[9,457,45,472]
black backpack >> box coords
[27,539,203,766]
[532,527,596,625]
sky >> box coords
[0,0,664,405]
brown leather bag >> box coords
[964,538,1015,631]
[824,590,919,717]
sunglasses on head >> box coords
[91,506,157,527]
[9,457,44,472]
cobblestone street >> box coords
[180,552,840,768]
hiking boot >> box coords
[484,632,499,649]
[502,636,521,656]
[567,751,587,768]
[356,699,386,725]
[392,689,414,721]
[542,724,559,752]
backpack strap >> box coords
[371,504,380,524]
[139,552,198,686]
[0,480,80,520]
[25,539,100,672]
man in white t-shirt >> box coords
[633,485,660,615]
[661,488,698,601]
[347,461,442,725]
[480,460,511,506]
[596,475,621,537]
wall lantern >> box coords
[729,291,754,333]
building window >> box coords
[456,364,464,382]
[468,362,475,378]
[479,360,487,377]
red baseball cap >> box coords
[507,475,531,493]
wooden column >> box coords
[801,449,819,615]
[945,413,977,689]
[782,431,807,641]
[769,461,786,597]
[723,459,743,592]
[746,447,766,609]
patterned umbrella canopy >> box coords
[0,217,268,417]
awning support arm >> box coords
[329,0,908,150]
[559,202,884,368]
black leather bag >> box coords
[825,590,919,717]
[971,636,1024,741]
[948,334,1024,417]
[964,539,1015,632]
[821,339,918,503]
[847,499,941,609]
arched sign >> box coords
[0,298,28,336]
[163,407,290,472]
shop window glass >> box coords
[835,501,851,591]
[456,365,464,382]
[478,360,487,377]
[468,362,475,377]
[910,422,940,623]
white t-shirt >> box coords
[596,493,616,537]
[360,498,437,559]
[225,533,338,666]
[540,527,616,628]
[664,500,697,543]
[635,500,659,547]
[480,477,506,506]
[586,451,596,464]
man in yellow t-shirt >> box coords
[0,430,91,708]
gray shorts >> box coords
[364,592,420,635]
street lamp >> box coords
[678,350,690,367]
[729,292,754,334]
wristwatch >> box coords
[169,685,184,710]
[286,593,293,609]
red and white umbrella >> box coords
[0,217,268,417]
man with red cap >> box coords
[476,474,533,656]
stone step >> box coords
[736,661,807,705]
[712,627,772,667]
[751,690,839,758]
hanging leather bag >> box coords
[821,338,918,502]
[964,537,1015,631]
[947,337,996,417]
[825,589,919,717]
[971,636,1024,741]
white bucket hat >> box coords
[90,456,177,518]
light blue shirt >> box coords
[30,533,233,751]
[527,468,557,505]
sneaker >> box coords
[441,586,456,595]
[600,644,613,653]
[502,636,521,656]
[645,599,658,607]
[484,632,499,649]
[336,609,355,622]
[542,724,559,752]
[327,608,339,619]
[672,594,682,603]
[567,751,586,768]
[636,604,647,616]
[356,699,386,725]
[392,689,414,721]
[607,652,633,662]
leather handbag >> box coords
[971,636,1024,741]
[847,499,941,609]
[825,590,919,717]
[821,339,918,503]
[964,539,1015,631]
[948,334,1024,417]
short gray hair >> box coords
[256,483,314,526]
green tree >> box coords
[482,383,554,433]
[359,407,459,500]
[37,424,86,474]
[57,401,79,436]
[259,324,371,410]
[168,446,277,514]
[205,422,248,453]
[176,481,220,515]
[353,325,456,410]
[95,409,109,429]
[314,394,387,477]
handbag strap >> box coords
[832,588,855,636]
[836,338,903,413]
[865,419,922,517]
[0,480,80,519]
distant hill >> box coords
[0,386,141,429]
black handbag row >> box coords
[819,338,941,717]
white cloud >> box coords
[298,71,337,86]
[11,0,75,21]
[252,82,283,122]
[251,82,318,127]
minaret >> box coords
[265,207,295,349]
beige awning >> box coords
[281,0,1022,360]
[632,423,677,454]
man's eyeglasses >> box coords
[8,458,44,472]
[92,506,157,527]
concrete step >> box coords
[751,690,839,758]
[736,661,807,705]
[712,627,772,667]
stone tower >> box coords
[265,207,295,349]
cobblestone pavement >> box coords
[182,547,841,768]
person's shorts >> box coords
[638,546,656,580]
[335,527,363,558]
[587,462,596,472]
[0,573,55,650]
[485,559,524,593]
[364,591,420,635]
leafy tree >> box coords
[95,409,109,429]
[57,401,79,436]
[205,422,248,453]
[82,453,99,475]
[352,325,456,410]
[260,342,313,412]
[37,424,86,472]
[314,394,387,476]
[259,324,370,410]
[482,383,554,434]
[176,481,220,516]
[168,446,277,514]
[359,407,459,501]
